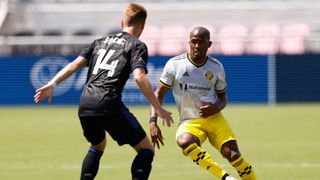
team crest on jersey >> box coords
[205,71,214,80]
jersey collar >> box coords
[187,53,208,68]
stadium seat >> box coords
[105,28,122,35]
[250,23,280,55]
[140,25,160,56]
[157,25,188,56]
[73,29,93,36]
[42,29,62,36]
[280,23,310,54]
[12,30,39,55]
[42,30,63,55]
[218,24,248,55]
[14,30,35,36]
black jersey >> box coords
[78,32,148,117]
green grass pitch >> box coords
[1,104,320,180]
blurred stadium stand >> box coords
[249,23,281,55]
[219,24,248,55]
[280,23,311,54]
[1,0,320,56]
[140,25,160,56]
[157,25,188,56]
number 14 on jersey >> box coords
[93,49,119,77]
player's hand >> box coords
[149,122,164,149]
[34,84,54,103]
[156,108,173,127]
[199,102,219,118]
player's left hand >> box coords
[149,122,164,149]
[199,102,219,118]
[34,84,54,103]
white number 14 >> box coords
[92,49,119,77]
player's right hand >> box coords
[149,122,164,149]
[34,84,54,103]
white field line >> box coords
[1,162,320,170]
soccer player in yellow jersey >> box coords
[149,26,256,180]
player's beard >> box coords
[192,51,205,63]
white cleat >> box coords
[225,175,238,180]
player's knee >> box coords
[176,138,192,149]
[176,133,200,149]
[134,136,154,152]
[221,140,241,162]
[224,150,241,162]
[91,138,106,152]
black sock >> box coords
[80,147,103,180]
[131,148,154,180]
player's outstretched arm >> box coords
[133,67,173,126]
[34,56,87,103]
[151,83,172,126]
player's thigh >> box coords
[104,106,147,147]
[79,116,106,145]
[206,113,236,151]
[176,119,207,145]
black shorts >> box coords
[79,106,146,147]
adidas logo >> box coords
[183,71,189,76]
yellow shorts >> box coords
[176,112,236,151]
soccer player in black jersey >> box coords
[34,3,173,180]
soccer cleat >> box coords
[225,175,238,180]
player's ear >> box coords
[208,41,212,48]
[121,19,124,28]
[141,22,145,31]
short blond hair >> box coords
[123,3,147,26]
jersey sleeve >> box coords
[215,64,227,93]
[159,59,175,88]
[131,42,148,74]
[79,40,95,66]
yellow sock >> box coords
[231,156,256,180]
[183,143,227,179]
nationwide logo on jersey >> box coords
[205,71,214,80]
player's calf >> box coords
[183,143,230,179]
[230,156,256,180]
[80,147,104,180]
[131,148,154,180]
